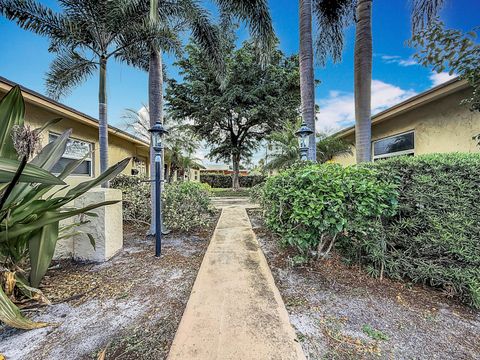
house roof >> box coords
[333,77,470,139]
[0,76,149,149]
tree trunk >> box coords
[232,153,240,190]
[148,48,164,234]
[99,56,109,187]
[354,0,373,163]
[299,0,316,161]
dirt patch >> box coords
[248,209,480,360]
[0,215,219,360]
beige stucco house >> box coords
[0,76,151,185]
[331,78,480,165]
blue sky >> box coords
[0,0,479,162]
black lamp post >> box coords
[148,121,168,257]
[295,121,314,161]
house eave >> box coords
[333,77,469,139]
[0,76,150,149]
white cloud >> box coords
[380,54,418,67]
[429,71,456,87]
[316,80,417,132]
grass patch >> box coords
[362,324,390,341]
[210,188,250,197]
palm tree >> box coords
[313,0,445,163]
[0,0,178,186]
[265,119,352,170]
[353,0,372,163]
[298,0,356,163]
[121,0,274,232]
[265,119,301,170]
[299,0,316,161]
[316,133,352,163]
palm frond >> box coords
[0,0,92,52]
[411,0,445,34]
[114,20,182,71]
[213,0,276,61]
[313,0,355,66]
[45,49,97,100]
[177,0,225,77]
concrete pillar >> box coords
[71,188,123,262]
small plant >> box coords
[0,86,129,329]
[163,182,214,232]
[362,324,389,341]
[200,174,265,189]
[111,174,151,225]
[249,183,265,205]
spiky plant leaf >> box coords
[0,86,24,159]
[0,285,50,330]
[0,158,65,185]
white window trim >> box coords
[372,130,415,161]
[49,132,94,177]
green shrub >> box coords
[200,174,265,188]
[163,182,214,232]
[263,163,397,257]
[262,153,480,308]
[111,174,151,225]
[249,183,265,205]
[349,153,480,308]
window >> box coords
[372,131,414,161]
[49,133,93,176]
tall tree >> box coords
[166,39,300,189]
[121,0,274,232]
[313,0,446,163]
[299,0,316,161]
[0,0,172,184]
[353,0,373,163]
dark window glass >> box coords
[49,133,92,175]
[51,157,92,175]
[373,132,414,156]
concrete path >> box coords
[168,202,305,360]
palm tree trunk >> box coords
[354,0,373,163]
[99,56,109,187]
[148,48,163,234]
[299,0,316,161]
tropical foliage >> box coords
[200,174,265,189]
[110,174,151,226]
[0,87,128,329]
[163,182,214,232]
[0,0,174,178]
[316,133,352,163]
[410,20,480,112]
[264,119,352,170]
[310,0,445,163]
[262,163,397,261]
[261,153,480,308]
[166,28,300,189]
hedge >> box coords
[111,175,214,231]
[200,174,265,188]
[262,153,480,308]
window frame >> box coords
[49,132,94,177]
[372,130,415,161]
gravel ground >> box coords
[0,217,217,360]
[248,209,480,360]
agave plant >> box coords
[0,86,129,330]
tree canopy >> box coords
[166,34,300,188]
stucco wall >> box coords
[21,100,150,186]
[332,88,480,165]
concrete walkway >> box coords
[168,202,305,360]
